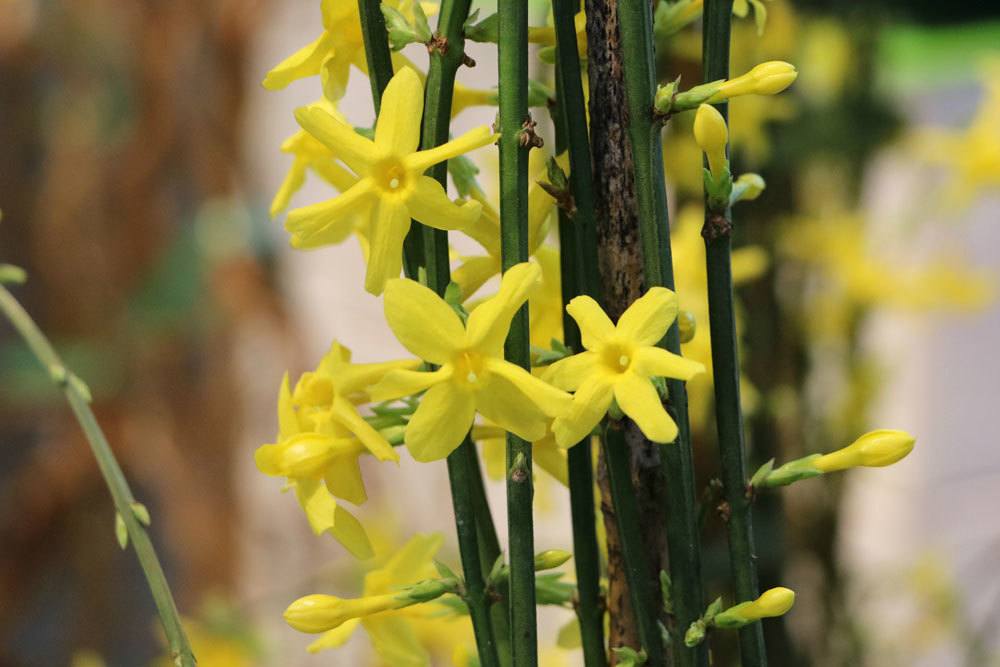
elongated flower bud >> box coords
[694,104,729,180]
[813,429,915,473]
[534,550,573,571]
[708,61,798,102]
[284,593,408,633]
[713,587,796,629]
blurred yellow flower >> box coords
[371,262,572,461]
[544,288,704,447]
[287,67,493,294]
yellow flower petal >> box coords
[331,394,399,462]
[294,478,337,535]
[337,358,422,397]
[453,255,500,300]
[320,51,352,102]
[616,286,678,346]
[374,67,424,155]
[285,179,374,249]
[295,105,375,174]
[254,443,284,476]
[277,373,298,440]
[542,350,600,391]
[262,33,334,90]
[533,436,569,486]
[381,532,444,586]
[324,454,367,505]
[330,504,374,559]
[365,198,411,294]
[566,295,616,350]
[465,262,542,354]
[383,278,464,363]
[484,357,571,418]
[365,615,430,667]
[271,156,308,217]
[552,375,614,448]
[406,176,482,231]
[307,619,362,654]
[633,346,705,381]
[475,373,550,443]
[405,383,476,462]
[613,372,677,443]
[406,125,496,173]
[368,367,452,402]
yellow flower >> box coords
[713,587,796,628]
[287,67,495,294]
[693,103,729,179]
[301,533,461,665]
[254,343,417,557]
[286,593,410,634]
[270,99,361,219]
[709,61,798,102]
[543,288,705,447]
[813,429,915,472]
[370,262,573,461]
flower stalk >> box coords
[551,0,607,656]
[701,0,767,664]
[0,283,195,667]
[498,0,538,660]
[615,0,706,661]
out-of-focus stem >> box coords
[702,1,767,664]
[0,285,195,667]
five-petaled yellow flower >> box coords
[370,262,572,462]
[544,288,705,448]
[254,343,417,558]
[288,66,495,294]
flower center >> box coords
[601,342,634,374]
[372,158,409,195]
[453,350,486,390]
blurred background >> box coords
[0,0,998,665]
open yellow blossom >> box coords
[287,67,495,294]
[544,288,705,448]
[254,343,417,557]
[370,262,573,462]
[298,533,461,664]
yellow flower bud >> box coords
[284,593,406,634]
[693,104,729,179]
[734,173,766,201]
[534,549,573,571]
[714,587,796,628]
[813,429,916,473]
[709,61,798,102]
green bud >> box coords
[703,167,734,213]
[115,512,128,549]
[677,310,696,344]
[653,77,681,115]
[534,549,572,571]
[611,646,647,666]
[0,264,27,285]
[380,3,425,51]
[130,502,151,527]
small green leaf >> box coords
[433,559,459,581]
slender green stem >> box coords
[551,3,607,664]
[0,285,195,667]
[702,1,766,665]
[602,423,664,666]
[615,0,706,662]
[498,0,537,661]
[448,439,501,667]
[417,2,503,665]
[356,0,423,277]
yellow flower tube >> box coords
[813,429,916,472]
[708,61,798,102]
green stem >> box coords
[702,1,766,665]
[602,423,664,666]
[498,0,536,661]
[0,285,195,667]
[551,3,607,664]
[356,0,423,277]
[615,0,706,662]
[418,1,503,665]
[448,439,501,667]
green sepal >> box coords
[381,2,430,51]
[758,454,824,488]
[448,155,483,198]
[611,646,647,666]
[464,10,498,43]
[703,167,733,212]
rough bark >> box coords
[584,0,670,658]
